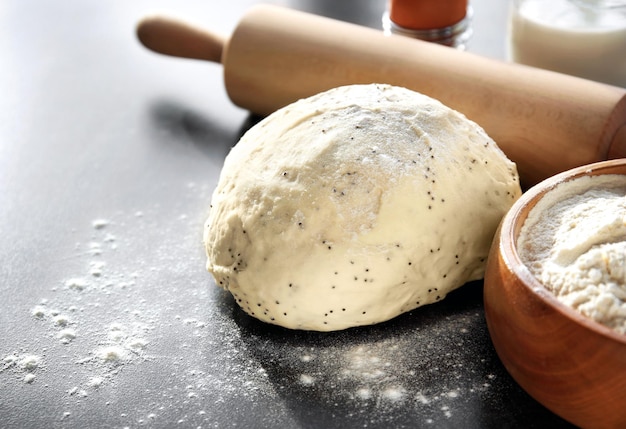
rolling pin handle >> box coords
[136,15,225,63]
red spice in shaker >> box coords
[383,0,473,49]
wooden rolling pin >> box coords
[136,4,626,186]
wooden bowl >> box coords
[484,159,626,429]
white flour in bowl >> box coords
[517,174,626,335]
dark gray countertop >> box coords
[0,1,575,427]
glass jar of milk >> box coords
[508,0,626,87]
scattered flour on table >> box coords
[287,317,496,424]
[299,373,315,386]
[1,214,152,393]
[2,353,43,384]
[1,183,283,427]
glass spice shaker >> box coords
[382,0,473,50]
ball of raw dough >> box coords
[204,84,521,331]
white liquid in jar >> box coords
[508,0,626,87]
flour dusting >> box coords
[518,174,626,334]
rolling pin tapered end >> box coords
[136,14,226,63]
